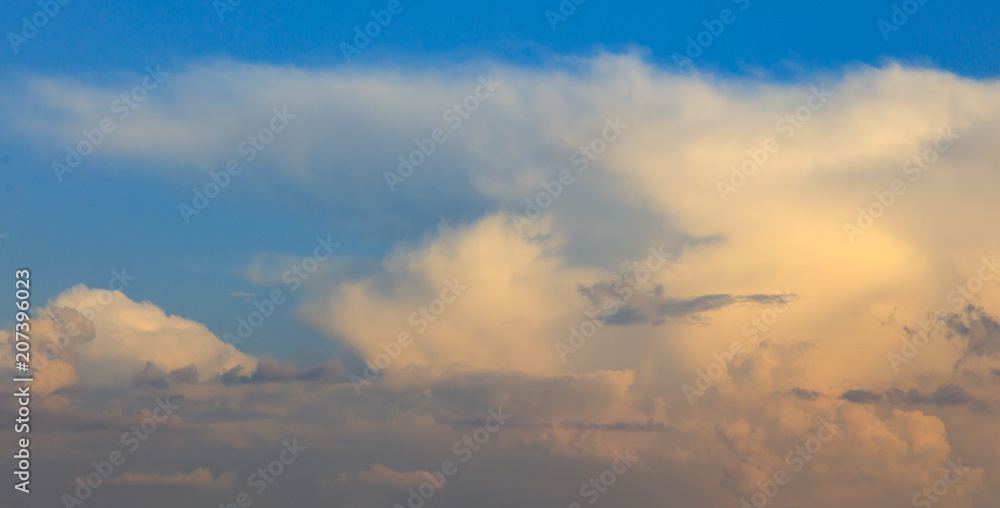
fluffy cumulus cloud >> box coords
[10,285,257,390]
[2,55,1000,507]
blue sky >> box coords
[2,0,998,364]
[2,0,998,77]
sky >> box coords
[1,1,1000,507]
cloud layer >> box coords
[3,56,1000,507]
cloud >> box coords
[841,384,992,414]
[38,285,256,388]
[335,463,431,488]
[302,214,610,375]
[3,56,1000,507]
[841,389,883,404]
[219,355,346,385]
[945,306,1000,359]
[577,280,797,325]
[105,468,236,490]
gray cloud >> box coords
[577,281,796,326]
[945,305,1000,359]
